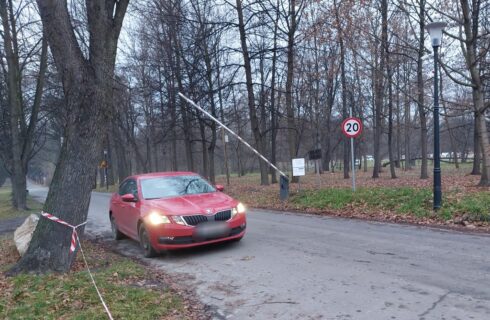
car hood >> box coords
[145,192,237,215]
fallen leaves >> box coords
[216,168,490,233]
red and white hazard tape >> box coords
[41,212,114,320]
[41,212,86,253]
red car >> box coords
[109,172,247,257]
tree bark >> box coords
[460,0,490,185]
[285,0,299,183]
[235,0,268,185]
[387,48,397,179]
[373,0,388,178]
[0,1,49,209]
[10,0,128,274]
[417,0,429,179]
[471,116,481,174]
[404,63,412,171]
[270,0,280,184]
[334,0,350,179]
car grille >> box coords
[183,215,208,226]
[215,210,232,221]
[182,209,232,226]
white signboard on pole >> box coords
[292,158,306,176]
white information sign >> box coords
[292,158,306,176]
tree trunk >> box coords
[10,0,128,274]
[417,0,429,179]
[475,107,490,185]
[373,0,388,178]
[269,1,280,184]
[471,116,481,174]
[440,70,459,169]
[404,64,412,171]
[459,0,489,185]
[387,39,396,179]
[235,0,268,185]
[334,0,350,180]
[285,0,299,183]
[203,44,217,184]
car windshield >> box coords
[140,175,216,199]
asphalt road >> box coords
[27,185,490,320]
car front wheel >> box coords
[110,215,125,240]
[139,224,158,258]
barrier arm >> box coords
[178,92,290,200]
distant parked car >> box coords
[109,172,247,257]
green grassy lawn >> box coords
[290,187,490,222]
[0,187,43,221]
[0,238,191,320]
[0,193,196,320]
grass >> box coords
[0,187,43,221]
[0,187,195,320]
[0,239,188,320]
[290,187,490,221]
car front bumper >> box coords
[147,214,246,250]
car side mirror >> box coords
[215,184,224,192]
[122,193,137,202]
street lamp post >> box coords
[425,21,447,210]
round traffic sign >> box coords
[341,117,363,138]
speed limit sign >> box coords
[341,117,363,138]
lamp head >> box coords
[425,22,447,47]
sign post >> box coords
[292,158,306,192]
[341,117,363,192]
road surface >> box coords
[27,185,490,320]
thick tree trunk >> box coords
[12,79,102,273]
[10,0,128,274]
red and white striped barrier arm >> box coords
[41,212,87,253]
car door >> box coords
[124,179,141,239]
[113,179,133,236]
[111,180,127,220]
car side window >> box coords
[127,180,138,198]
[118,180,129,196]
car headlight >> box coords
[231,202,246,218]
[172,215,187,226]
[147,211,171,225]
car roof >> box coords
[127,171,200,180]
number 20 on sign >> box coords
[341,117,363,138]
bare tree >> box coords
[11,0,129,274]
[0,0,48,209]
